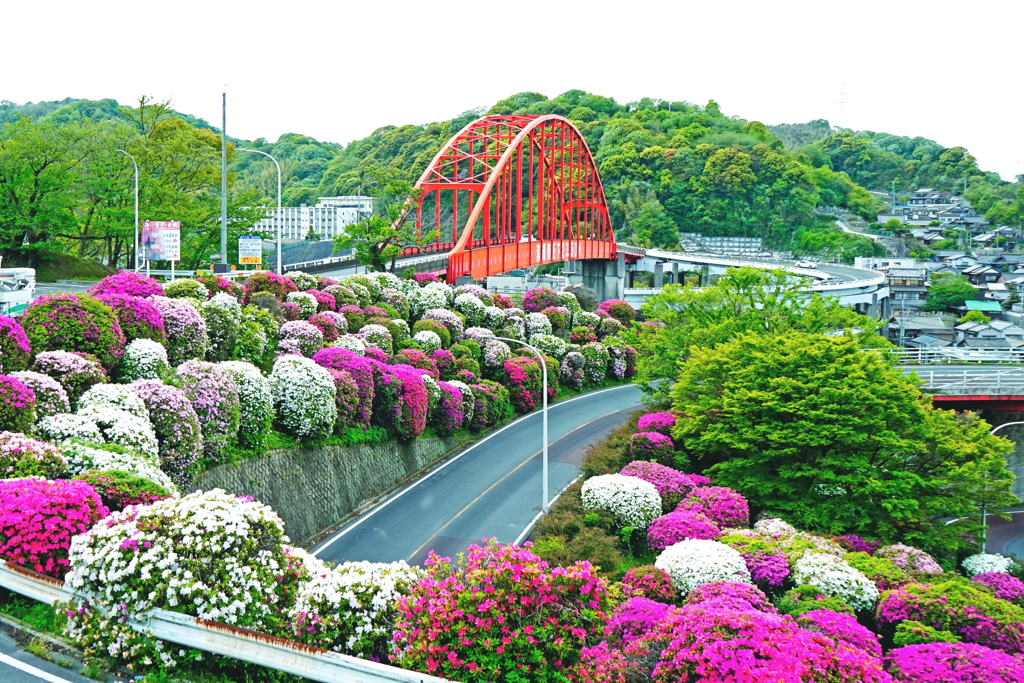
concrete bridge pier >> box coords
[566,253,625,301]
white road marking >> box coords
[0,653,75,683]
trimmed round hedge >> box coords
[20,294,125,370]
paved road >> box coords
[0,632,97,683]
[30,282,95,300]
[311,384,644,565]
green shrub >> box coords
[20,294,125,371]
[72,469,172,512]
[892,620,962,647]
[778,584,856,617]
[844,551,911,592]
[412,319,450,348]
[162,279,209,301]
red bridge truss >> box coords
[410,115,617,280]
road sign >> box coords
[239,235,262,265]
[141,221,181,261]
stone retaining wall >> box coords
[195,435,465,546]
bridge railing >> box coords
[911,368,1024,392]
[889,347,1024,365]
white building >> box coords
[252,196,373,240]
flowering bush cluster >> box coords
[89,271,163,298]
[620,460,698,501]
[151,297,208,366]
[21,294,125,370]
[972,572,1024,606]
[31,350,107,408]
[0,431,68,479]
[0,374,36,433]
[885,641,1024,682]
[876,543,944,575]
[129,381,202,485]
[73,469,173,512]
[270,355,337,438]
[636,410,675,435]
[629,430,674,464]
[621,565,676,601]
[96,293,166,345]
[120,339,170,382]
[654,539,752,596]
[177,360,241,461]
[581,473,662,529]
[0,478,108,578]
[391,540,611,681]
[648,510,721,550]
[962,552,1021,577]
[792,552,879,612]
[678,485,750,527]
[718,533,792,588]
[684,580,776,613]
[0,315,32,372]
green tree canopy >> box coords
[670,331,1017,559]
[924,272,976,311]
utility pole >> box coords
[220,89,228,266]
[898,298,906,347]
[117,150,139,271]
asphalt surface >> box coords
[311,384,644,565]
[29,282,95,300]
[0,632,96,683]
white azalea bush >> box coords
[76,404,159,458]
[120,339,170,382]
[61,440,178,495]
[286,291,319,318]
[219,360,274,451]
[410,285,450,318]
[581,473,661,529]
[412,330,442,353]
[962,552,1022,577]
[453,293,485,326]
[270,355,337,438]
[286,270,319,291]
[36,413,106,444]
[792,552,879,612]
[64,489,311,671]
[655,539,752,597]
[78,384,150,420]
[358,324,393,354]
[290,560,423,659]
[447,380,475,426]
[332,334,366,354]
[531,333,569,360]
[482,305,505,330]
[525,312,553,338]
[753,515,798,537]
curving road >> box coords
[311,384,644,565]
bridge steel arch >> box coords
[411,115,617,280]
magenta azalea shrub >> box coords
[151,297,208,366]
[797,609,883,658]
[307,313,340,343]
[620,460,697,500]
[31,351,107,409]
[521,286,561,313]
[637,411,675,435]
[0,375,35,433]
[312,348,374,427]
[973,572,1024,606]
[394,349,438,379]
[0,478,108,578]
[95,293,166,345]
[0,431,68,479]
[0,316,31,373]
[303,289,336,312]
[391,540,611,681]
[885,641,1024,682]
[431,381,464,435]
[719,533,794,589]
[877,580,1024,654]
[503,355,542,412]
[621,565,676,602]
[597,298,636,324]
[430,349,457,380]
[241,271,297,302]
[835,535,881,555]
[629,431,675,465]
[20,294,125,371]
[650,606,891,683]
[89,271,163,298]
[278,301,302,321]
[177,360,241,462]
[609,596,679,643]
[412,272,438,285]
[679,486,750,527]
[327,368,361,432]
[279,320,323,357]
[130,380,203,485]
[684,580,776,613]
[390,365,428,440]
[648,510,721,550]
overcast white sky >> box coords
[6,0,1021,180]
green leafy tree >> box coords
[670,331,1017,557]
[959,310,990,324]
[332,166,436,272]
[924,272,976,311]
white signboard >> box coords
[141,221,181,262]
[238,235,262,265]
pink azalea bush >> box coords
[20,294,125,371]
[678,485,750,527]
[391,540,611,681]
[720,533,793,588]
[648,510,721,550]
[279,320,324,357]
[521,286,561,313]
[390,365,428,440]
[95,293,166,345]
[312,348,374,428]
[303,288,336,312]
[835,534,881,555]
[10,370,70,419]
[431,381,464,435]
[636,411,675,435]
[609,596,679,643]
[503,355,543,412]
[797,609,883,658]
[0,315,31,373]
[0,431,68,479]
[620,460,698,501]
[150,297,208,366]
[0,478,108,578]
[972,572,1024,606]
[876,543,943,575]
[629,431,674,465]
[129,380,203,486]
[885,642,1024,682]
[241,271,297,302]
[88,271,163,298]
[621,565,676,602]
[177,360,241,461]
[684,580,776,613]
[307,313,341,343]
[0,375,36,433]
[31,351,108,408]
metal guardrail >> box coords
[889,348,1024,365]
[0,561,447,683]
[911,368,1024,391]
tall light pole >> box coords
[117,150,139,272]
[220,90,228,267]
[238,148,282,274]
[484,335,550,512]
[982,421,1024,551]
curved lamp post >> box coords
[482,335,550,512]
[117,150,139,271]
[237,148,282,274]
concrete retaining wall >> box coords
[195,435,465,546]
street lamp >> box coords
[117,150,139,272]
[237,148,282,275]
[483,335,550,512]
[981,422,1024,551]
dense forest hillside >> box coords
[2,92,1019,271]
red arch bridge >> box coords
[406,114,618,281]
